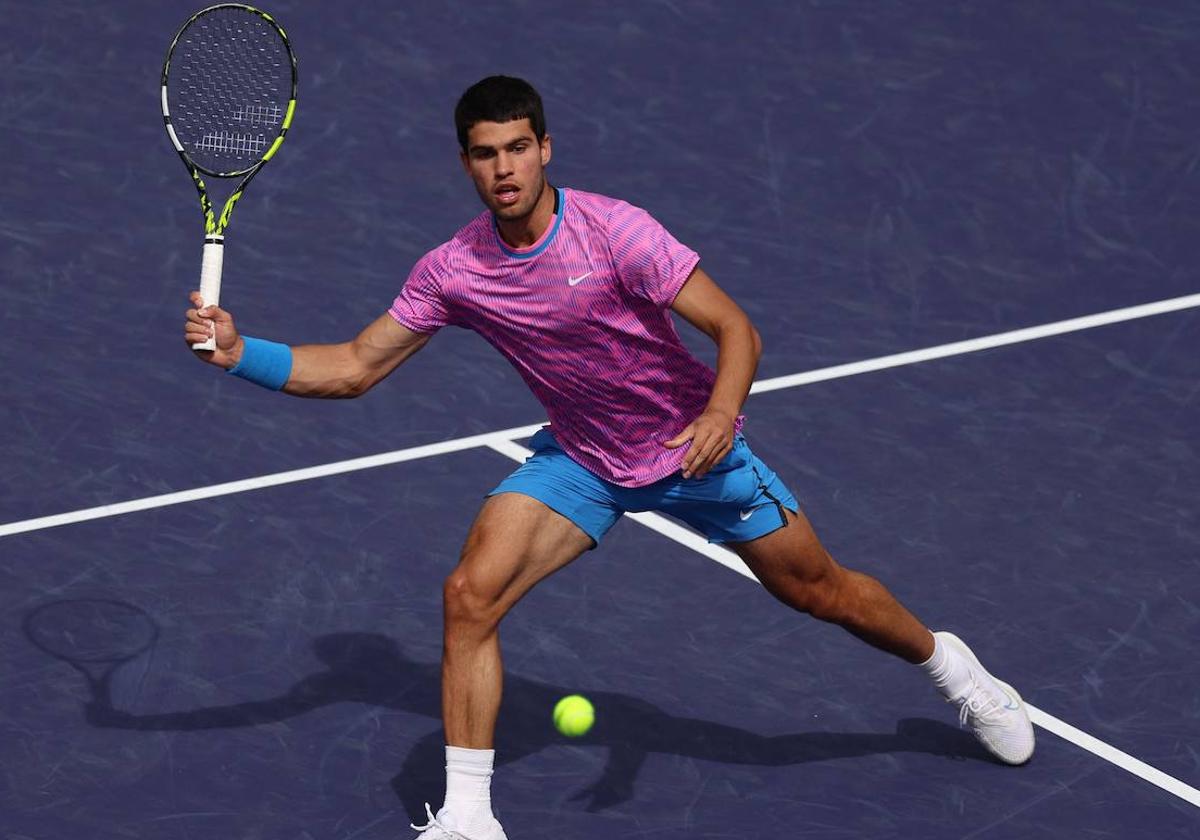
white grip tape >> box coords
[193,240,224,351]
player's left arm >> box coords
[665,266,762,478]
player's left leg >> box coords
[649,434,1033,765]
[727,507,934,661]
[727,510,1035,765]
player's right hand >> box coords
[185,290,242,369]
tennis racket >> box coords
[161,3,297,350]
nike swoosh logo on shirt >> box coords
[739,509,755,521]
[567,271,593,286]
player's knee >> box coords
[799,579,842,622]
[787,564,846,622]
[442,567,501,630]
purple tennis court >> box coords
[2,1,1198,837]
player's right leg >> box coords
[412,493,593,840]
[413,429,622,840]
[441,491,594,750]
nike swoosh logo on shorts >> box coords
[739,509,755,521]
[568,271,593,286]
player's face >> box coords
[460,118,552,221]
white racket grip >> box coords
[193,238,224,351]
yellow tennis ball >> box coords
[553,694,595,737]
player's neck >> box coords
[494,182,556,249]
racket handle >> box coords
[193,237,224,351]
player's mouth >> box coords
[494,183,521,206]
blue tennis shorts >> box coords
[487,427,799,548]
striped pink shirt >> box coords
[389,187,742,487]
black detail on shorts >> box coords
[750,465,789,529]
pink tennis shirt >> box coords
[389,187,743,487]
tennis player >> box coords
[185,76,1034,840]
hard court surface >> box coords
[1,1,1198,837]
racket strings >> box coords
[233,103,283,127]
[169,8,292,173]
[195,130,269,156]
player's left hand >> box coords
[664,408,735,479]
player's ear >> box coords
[540,134,552,167]
[459,149,471,174]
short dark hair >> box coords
[454,75,546,152]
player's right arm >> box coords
[185,291,431,398]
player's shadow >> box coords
[83,632,991,814]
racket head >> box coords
[161,3,297,178]
[24,598,159,665]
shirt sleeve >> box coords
[606,201,700,308]
[389,250,452,334]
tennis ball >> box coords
[553,694,595,737]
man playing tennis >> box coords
[184,76,1034,840]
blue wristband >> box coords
[227,336,293,390]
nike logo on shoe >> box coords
[568,271,593,286]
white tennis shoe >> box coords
[936,631,1035,765]
[411,804,508,840]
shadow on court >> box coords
[70,631,992,816]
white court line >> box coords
[2,291,1198,540]
[1028,708,1200,807]
[0,422,543,539]
[486,439,1200,810]
[749,291,1200,394]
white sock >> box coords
[441,745,495,831]
[919,633,972,699]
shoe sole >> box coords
[936,631,1035,765]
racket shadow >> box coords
[74,631,991,815]
[22,598,160,711]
